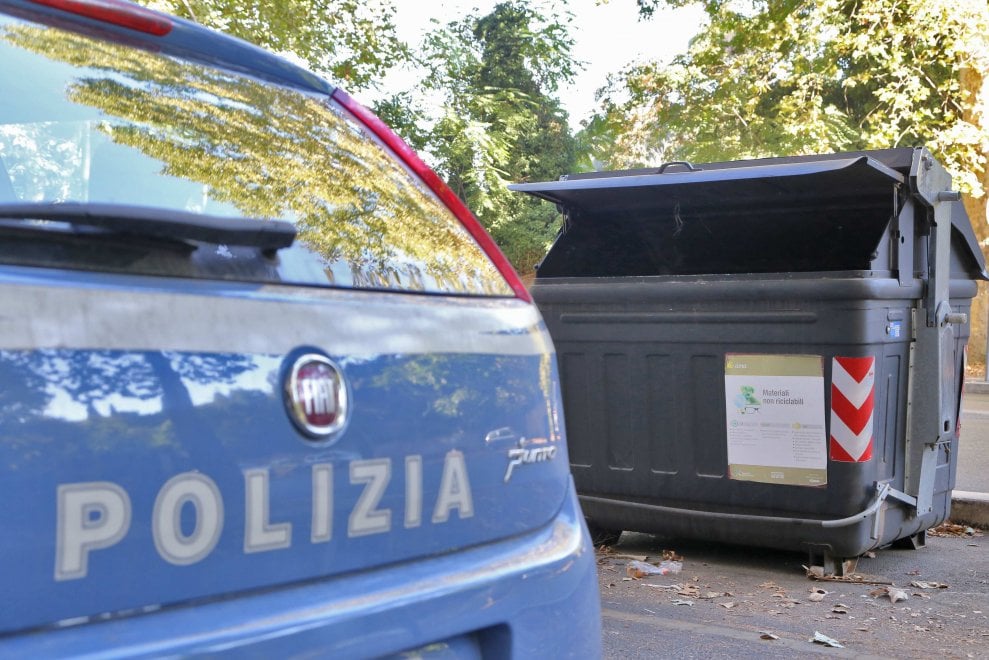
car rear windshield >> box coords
[0,13,512,297]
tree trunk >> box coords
[959,51,988,373]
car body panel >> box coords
[0,267,571,634]
[1,484,598,659]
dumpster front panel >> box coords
[535,274,976,557]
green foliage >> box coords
[385,2,583,273]
[137,0,408,89]
[593,0,989,199]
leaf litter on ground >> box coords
[928,522,981,537]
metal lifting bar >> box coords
[904,148,966,515]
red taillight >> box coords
[28,0,173,36]
[332,89,532,303]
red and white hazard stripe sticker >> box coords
[830,356,875,462]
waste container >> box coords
[510,148,988,573]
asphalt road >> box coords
[599,532,989,659]
[958,390,989,493]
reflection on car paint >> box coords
[0,17,509,295]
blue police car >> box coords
[0,0,601,655]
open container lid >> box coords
[510,151,987,280]
[510,156,903,213]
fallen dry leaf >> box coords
[803,565,825,579]
[888,588,909,603]
[811,631,843,648]
[808,588,828,602]
[870,586,909,603]
[863,551,877,559]
[760,632,779,641]
[678,585,700,598]
[832,606,849,615]
[720,602,736,609]
[910,581,948,590]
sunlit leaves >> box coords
[137,0,408,90]
[594,0,988,208]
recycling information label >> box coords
[725,354,827,487]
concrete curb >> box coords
[951,490,989,529]
[953,384,988,528]
[965,379,989,394]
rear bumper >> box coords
[4,481,601,658]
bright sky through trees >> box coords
[388,0,704,129]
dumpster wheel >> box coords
[891,529,927,550]
[806,546,859,577]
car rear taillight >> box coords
[333,89,532,303]
[28,0,172,35]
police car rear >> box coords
[0,1,600,655]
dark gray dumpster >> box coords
[510,148,988,573]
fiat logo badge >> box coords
[285,354,348,440]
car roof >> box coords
[0,0,335,95]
